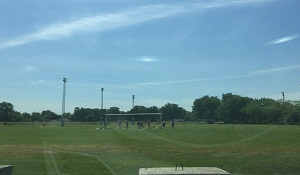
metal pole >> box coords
[101,87,104,109]
[101,87,104,126]
[132,95,135,108]
[61,77,67,127]
[282,92,285,104]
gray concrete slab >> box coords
[139,167,230,175]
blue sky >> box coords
[1,0,300,114]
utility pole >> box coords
[101,87,104,109]
[61,77,67,127]
[132,95,135,108]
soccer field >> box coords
[1,123,300,175]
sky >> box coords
[1,0,300,114]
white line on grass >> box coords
[43,150,62,175]
[231,125,277,145]
[64,151,117,175]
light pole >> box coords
[132,95,135,108]
[101,87,105,126]
[101,87,104,109]
[61,77,67,127]
[282,92,285,104]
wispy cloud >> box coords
[266,34,299,45]
[135,64,300,86]
[0,0,275,49]
[134,56,159,62]
[135,75,254,86]
[252,65,300,74]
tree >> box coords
[160,103,186,121]
[216,93,253,124]
[31,112,42,122]
[260,98,284,124]
[184,111,196,122]
[74,107,84,121]
[241,100,264,124]
[0,102,14,124]
[22,112,31,122]
[41,110,59,121]
[12,111,23,122]
[283,101,300,125]
[107,107,121,114]
[146,106,160,113]
[129,105,147,114]
[193,96,220,120]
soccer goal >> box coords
[105,113,162,129]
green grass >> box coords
[1,123,300,175]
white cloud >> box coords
[0,0,276,49]
[29,79,46,85]
[134,56,159,62]
[266,35,299,45]
[22,66,38,72]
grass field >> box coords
[0,122,300,175]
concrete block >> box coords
[0,165,13,175]
[139,167,230,175]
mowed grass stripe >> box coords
[1,123,300,174]
[60,151,117,175]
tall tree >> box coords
[31,112,42,122]
[129,105,147,113]
[22,112,31,122]
[74,107,84,121]
[146,106,160,113]
[193,96,220,120]
[160,103,186,121]
[0,102,14,124]
[41,110,59,120]
[216,93,253,124]
[107,107,121,114]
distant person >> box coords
[118,120,121,128]
[140,121,144,128]
[125,120,129,129]
[147,120,150,128]
[172,118,175,128]
[137,121,142,129]
[162,121,166,128]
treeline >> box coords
[193,93,300,125]
[1,93,300,125]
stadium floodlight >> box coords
[101,87,104,109]
[132,95,135,108]
[281,92,285,104]
[61,77,67,127]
